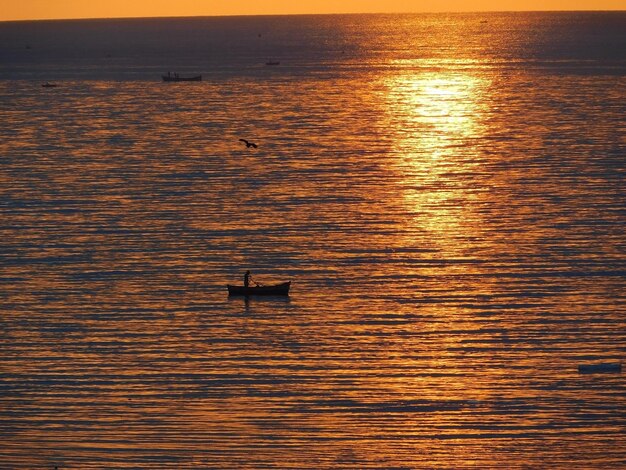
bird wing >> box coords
[251,143,258,148]
[239,139,248,144]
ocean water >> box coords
[0,12,625,469]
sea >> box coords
[0,12,625,469]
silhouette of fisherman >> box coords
[244,270,252,287]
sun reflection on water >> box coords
[382,70,492,255]
[390,72,487,150]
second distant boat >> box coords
[162,72,202,82]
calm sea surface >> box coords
[1,12,625,469]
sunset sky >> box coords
[2,0,624,22]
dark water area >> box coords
[1,12,625,469]
[1,12,626,80]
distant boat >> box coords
[162,73,202,82]
[42,82,57,88]
[578,363,622,374]
[227,281,291,297]
[265,60,280,66]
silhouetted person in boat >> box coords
[244,270,252,287]
[239,139,257,148]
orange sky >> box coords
[2,0,624,21]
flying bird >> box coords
[239,139,258,148]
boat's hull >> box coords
[227,281,290,296]
[162,75,202,82]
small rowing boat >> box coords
[227,281,291,297]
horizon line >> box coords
[2,9,624,24]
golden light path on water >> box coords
[386,70,489,249]
[374,69,495,413]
